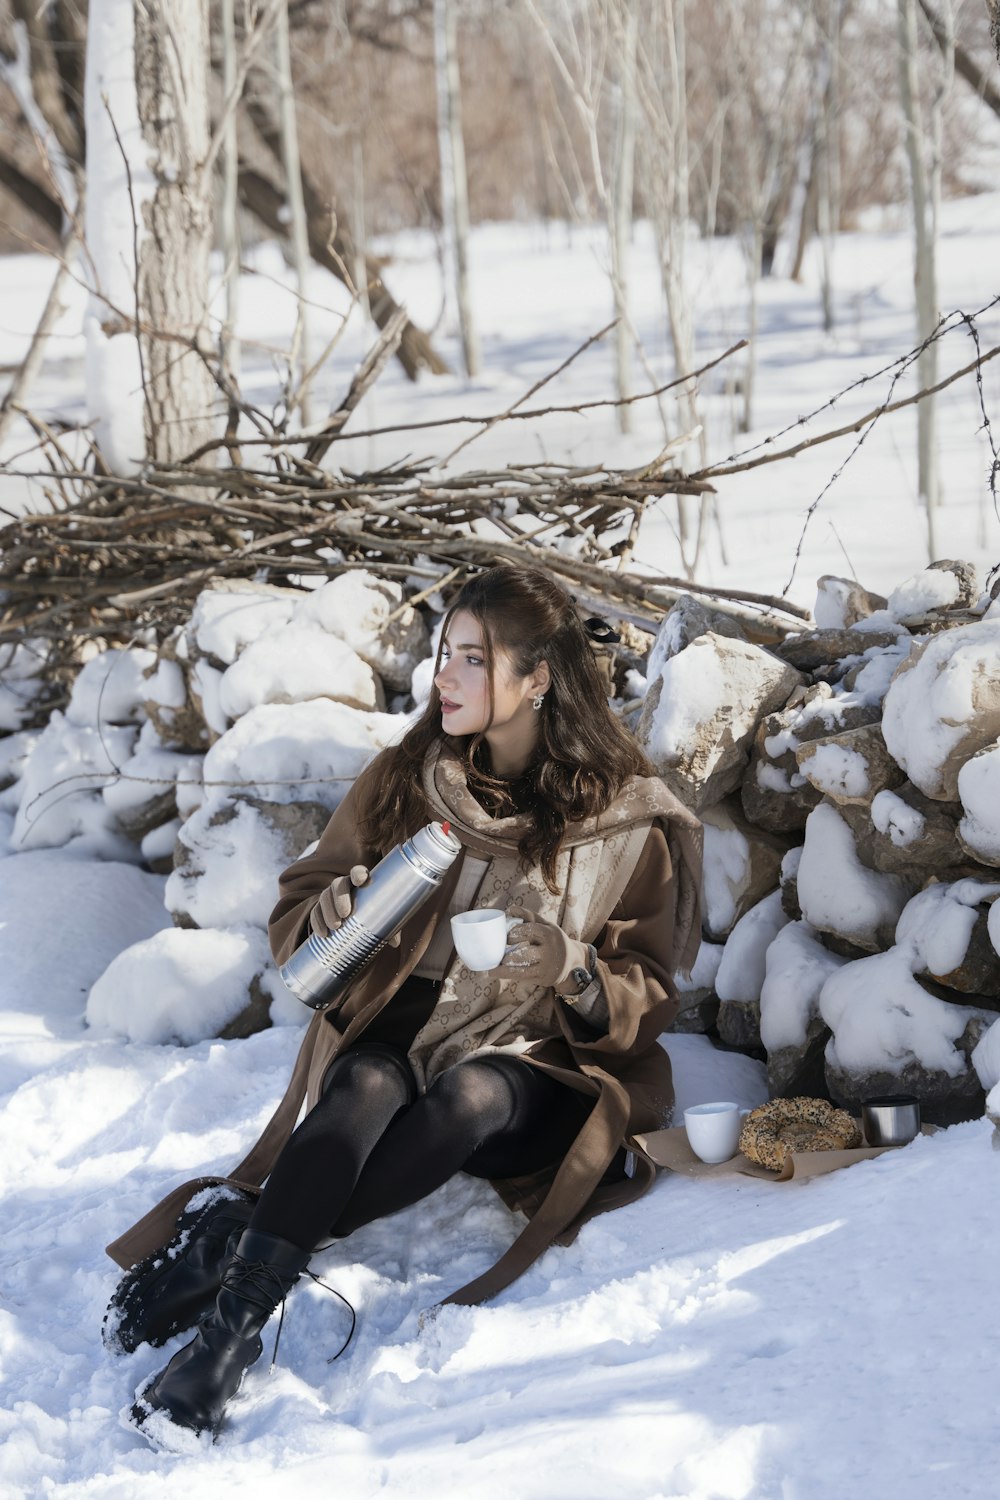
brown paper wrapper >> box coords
[633,1124,935,1183]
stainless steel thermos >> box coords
[278,819,461,1011]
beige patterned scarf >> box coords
[406,742,701,1089]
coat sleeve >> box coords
[267,757,385,967]
[563,823,683,1058]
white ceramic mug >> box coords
[683,1101,749,1165]
[450,909,512,971]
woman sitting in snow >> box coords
[105,562,702,1444]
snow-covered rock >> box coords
[819,945,994,1120]
[167,797,330,930]
[887,559,977,625]
[669,939,724,1034]
[100,719,199,840]
[795,722,903,806]
[741,682,881,833]
[895,880,1000,996]
[86,924,299,1043]
[10,711,140,859]
[187,580,298,665]
[838,784,971,876]
[295,569,431,691]
[0,639,48,731]
[813,574,887,629]
[881,618,1000,801]
[200,699,406,817]
[217,622,383,720]
[759,920,847,1097]
[796,801,912,952]
[957,741,1000,865]
[637,632,803,812]
[65,647,155,728]
[645,595,747,683]
[142,640,210,752]
[699,800,789,939]
[776,626,901,673]
[716,890,790,1004]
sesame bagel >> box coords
[739,1096,863,1172]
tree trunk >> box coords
[433,0,479,377]
[273,0,313,421]
[84,0,216,473]
[897,0,940,556]
[611,0,638,435]
[919,0,1000,117]
[134,0,216,466]
[219,0,241,389]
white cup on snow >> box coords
[683,1101,749,1165]
[450,909,511,971]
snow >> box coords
[797,739,870,799]
[895,880,1000,979]
[5,203,1000,1494]
[870,788,925,847]
[10,711,140,859]
[165,800,305,931]
[217,624,380,721]
[700,818,750,938]
[198,700,406,816]
[819,947,988,1079]
[887,565,968,623]
[715,890,790,1004]
[957,741,1000,863]
[759,920,848,1052]
[85,924,290,1045]
[796,802,910,948]
[880,619,1000,800]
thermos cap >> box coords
[409,820,461,871]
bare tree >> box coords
[897,0,950,557]
[273,0,314,421]
[434,0,479,377]
[988,0,999,64]
[84,0,216,472]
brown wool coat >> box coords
[107,749,703,1307]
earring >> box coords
[532,694,545,711]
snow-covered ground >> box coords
[3,203,1000,1497]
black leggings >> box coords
[249,1043,596,1253]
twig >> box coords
[693,340,1000,482]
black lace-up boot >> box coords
[131,1229,310,1440]
[104,1189,255,1354]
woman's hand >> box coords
[492,904,592,991]
[310,865,403,946]
[310,865,370,938]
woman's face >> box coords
[434,609,548,750]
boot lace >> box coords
[221,1255,357,1373]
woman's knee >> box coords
[422,1060,519,1136]
[322,1044,416,1115]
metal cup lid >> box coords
[408,820,461,872]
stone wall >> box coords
[637,560,1000,1124]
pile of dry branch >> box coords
[1,437,810,710]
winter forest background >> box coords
[3,2,1000,1497]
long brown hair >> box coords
[359,563,656,889]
